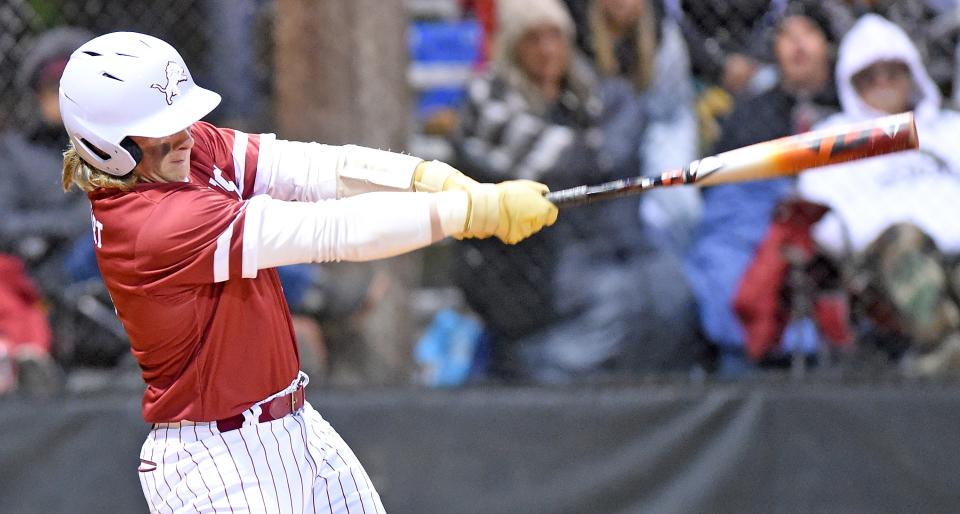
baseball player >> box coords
[59,32,557,513]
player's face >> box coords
[130,128,195,183]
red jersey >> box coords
[89,122,299,423]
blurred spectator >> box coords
[798,14,960,376]
[667,0,852,150]
[567,0,702,250]
[670,0,775,95]
[0,27,93,390]
[0,27,93,291]
[685,1,841,376]
[659,0,778,155]
[840,0,960,102]
[0,254,59,397]
[451,0,700,383]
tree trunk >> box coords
[275,0,418,385]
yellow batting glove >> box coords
[413,160,487,238]
[461,180,559,244]
[413,161,558,244]
[413,160,479,193]
[492,180,559,244]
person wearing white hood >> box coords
[798,14,960,374]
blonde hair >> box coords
[62,144,137,192]
[589,0,657,92]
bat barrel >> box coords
[695,111,919,186]
[788,110,918,168]
[544,111,919,207]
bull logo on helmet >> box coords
[150,61,188,105]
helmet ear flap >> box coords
[120,137,143,166]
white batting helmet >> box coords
[59,32,221,176]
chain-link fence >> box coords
[4,0,960,383]
[0,0,278,374]
[444,0,960,382]
[0,0,275,131]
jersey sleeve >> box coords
[189,121,276,200]
[134,187,260,294]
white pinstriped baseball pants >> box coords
[137,401,385,513]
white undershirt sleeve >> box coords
[244,191,468,273]
[254,138,422,202]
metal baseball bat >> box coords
[545,111,919,208]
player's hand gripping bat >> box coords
[545,111,919,208]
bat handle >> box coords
[544,171,683,208]
[544,186,590,208]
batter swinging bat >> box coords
[545,111,919,208]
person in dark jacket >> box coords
[0,27,93,393]
[684,1,842,376]
[0,27,94,291]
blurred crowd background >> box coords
[4,0,960,398]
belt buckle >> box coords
[290,387,301,413]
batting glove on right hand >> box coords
[412,161,557,244]
[464,180,559,245]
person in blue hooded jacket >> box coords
[685,1,841,375]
